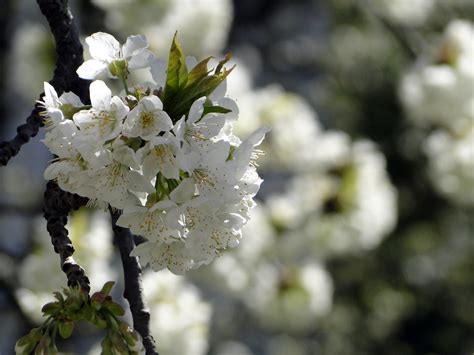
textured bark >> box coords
[37,0,90,97]
[43,181,90,292]
[111,210,159,355]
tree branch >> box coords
[110,209,158,355]
[43,181,90,292]
[37,0,90,97]
[0,0,90,167]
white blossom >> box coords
[77,32,153,79]
[39,82,83,128]
[88,145,154,209]
[138,133,182,180]
[73,80,129,142]
[123,95,172,140]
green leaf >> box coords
[187,57,212,86]
[58,320,74,339]
[110,332,129,353]
[214,52,232,74]
[91,292,107,310]
[15,328,42,355]
[53,291,64,303]
[41,302,61,316]
[79,304,96,323]
[161,34,235,122]
[100,281,115,296]
[101,335,113,355]
[202,103,232,116]
[104,300,125,317]
[163,32,188,101]
[93,313,108,329]
[119,322,138,345]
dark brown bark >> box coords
[111,209,159,355]
[43,181,90,292]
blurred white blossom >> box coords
[400,20,474,131]
[202,204,275,295]
[245,262,333,333]
[142,270,212,355]
[424,127,474,205]
[235,85,322,172]
[372,0,435,26]
[400,19,474,205]
[269,133,397,258]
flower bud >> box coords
[58,319,74,339]
[109,59,128,79]
[15,328,41,355]
[119,321,144,351]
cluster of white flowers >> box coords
[400,20,474,205]
[41,32,268,274]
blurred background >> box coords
[0,0,473,354]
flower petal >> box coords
[141,95,163,111]
[43,82,59,108]
[150,59,167,88]
[86,32,120,61]
[122,34,148,58]
[170,178,196,204]
[128,49,154,69]
[188,97,206,123]
[77,59,108,80]
[90,80,112,111]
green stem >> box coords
[120,75,130,95]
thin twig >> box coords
[110,209,159,355]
